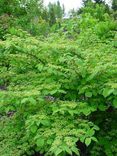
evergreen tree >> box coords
[42,8,49,22]
[48,3,56,26]
[112,0,117,11]
[48,1,64,26]
[56,1,63,19]
[93,0,104,4]
[112,0,117,19]
[82,0,92,6]
[62,4,65,16]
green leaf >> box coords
[29,97,36,105]
[21,97,36,105]
[93,125,100,131]
[71,146,80,156]
[80,136,85,143]
[87,129,95,136]
[58,89,66,94]
[68,110,74,116]
[41,120,50,126]
[113,98,117,108]
[30,125,37,133]
[103,88,114,97]
[37,64,43,72]
[91,137,98,142]
[85,92,92,97]
[47,139,53,145]
[83,109,91,116]
[77,59,84,65]
[21,98,28,104]
[98,104,107,111]
[36,121,40,126]
[85,138,91,146]
[113,90,117,95]
[5,106,15,113]
[50,89,58,95]
[36,138,44,147]
[55,148,63,156]
[63,146,72,155]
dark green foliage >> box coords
[0,0,48,36]
[112,0,117,11]
[93,0,104,4]
[0,0,43,17]
[112,0,117,20]
[82,0,92,6]
[55,1,64,19]
[0,0,21,16]
[48,4,56,26]
[48,1,64,26]
[0,14,10,40]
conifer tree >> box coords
[48,3,56,26]
[94,0,104,4]
[112,0,117,11]
[82,0,92,6]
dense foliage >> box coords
[0,1,117,156]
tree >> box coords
[0,0,23,16]
[48,3,56,26]
[48,1,64,26]
[24,0,43,18]
[112,0,117,19]
[93,0,104,4]
[0,0,43,17]
[82,0,92,6]
[42,8,49,22]
[112,0,117,11]
[55,1,64,19]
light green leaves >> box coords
[47,139,53,145]
[30,125,38,133]
[82,108,92,116]
[62,145,72,155]
[113,98,117,108]
[84,129,98,146]
[71,146,80,156]
[54,148,63,156]
[41,120,50,126]
[36,64,44,72]
[21,97,36,105]
[0,10,117,156]
[103,88,114,98]
[36,138,45,147]
[85,138,91,146]
[91,137,98,143]
[85,92,92,97]
[87,129,95,136]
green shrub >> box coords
[0,4,117,155]
[0,23,117,155]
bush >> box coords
[0,19,117,155]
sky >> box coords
[44,0,82,12]
[44,0,112,12]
